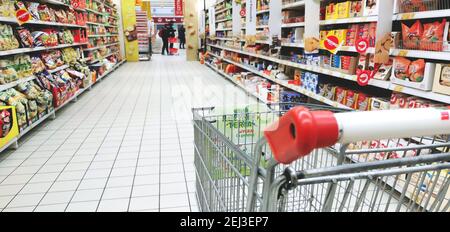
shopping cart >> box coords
[193,104,450,212]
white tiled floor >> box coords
[0,51,258,212]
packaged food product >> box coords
[0,108,12,138]
[335,87,347,104]
[439,64,450,87]
[401,20,423,49]
[408,59,425,82]
[37,4,52,21]
[0,0,16,17]
[12,55,33,78]
[0,88,29,128]
[54,9,68,24]
[25,2,40,20]
[420,19,447,51]
[30,56,46,74]
[394,57,411,80]
[0,59,18,84]
[400,0,429,13]
[390,93,408,109]
[16,27,34,48]
[355,93,370,111]
[345,90,356,108]
[0,24,20,51]
[350,1,363,17]
[370,97,390,111]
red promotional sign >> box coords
[355,38,369,53]
[175,0,183,16]
[15,9,31,25]
[324,35,339,51]
[240,8,246,17]
[153,17,184,24]
[357,70,371,86]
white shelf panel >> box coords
[88,34,119,38]
[216,7,232,15]
[390,49,450,61]
[0,43,88,57]
[281,22,305,28]
[0,16,87,28]
[83,42,120,52]
[393,9,450,21]
[216,18,232,23]
[205,62,271,104]
[281,42,304,48]
[282,1,305,10]
[216,28,232,31]
[86,8,106,16]
[256,25,269,29]
[257,9,270,15]
[389,84,450,104]
[320,16,378,25]
[0,76,36,92]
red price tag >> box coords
[357,70,371,86]
[15,9,31,25]
[442,112,449,120]
[240,9,246,17]
[355,38,369,54]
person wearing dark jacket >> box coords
[160,25,169,55]
[178,25,186,49]
[167,22,176,51]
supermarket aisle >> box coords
[0,54,258,212]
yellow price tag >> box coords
[401,13,415,20]
[398,50,409,56]
[393,85,404,92]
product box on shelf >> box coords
[363,0,378,16]
[0,106,19,149]
[391,57,436,91]
[432,64,450,96]
[370,97,390,110]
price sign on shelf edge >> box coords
[323,35,342,54]
[357,70,371,86]
[355,38,369,54]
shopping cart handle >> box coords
[264,107,339,164]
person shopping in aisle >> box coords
[178,25,186,49]
[167,22,176,52]
[159,26,169,55]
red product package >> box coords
[346,24,359,46]
[402,20,423,49]
[408,59,425,82]
[335,87,347,105]
[390,93,408,109]
[420,19,447,51]
[345,90,356,108]
[394,57,411,80]
[368,22,377,47]
[355,93,370,111]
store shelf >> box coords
[18,110,55,138]
[207,46,352,109]
[320,16,378,25]
[216,7,232,15]
[87,22,106,27]
[390,49,450,61]
[214,37,235,41]
[393,9,450,21]
[0,16,87,28]
[96,60,126,81]
[0,76,36,92]
[84,42,120,52]
[256,9,270,15]
[0,43,88,57]
[205,62,272,104]
[48,64,69,74]
[320,46,375,54]
[216,18,232,23]
[86,8,106,16]
[281,22,305,28]
[256,25,269,29]
[216,28,232,31]
[88,34,119,38]
[282,1,305,9]
[281,42,304,48]
[0,137,18,154]
[208,43,391,90]
[389,84,450,104]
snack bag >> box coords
[394,57,411,80]
[402,20,423,49]
[345,90,356,108]
[16,27,34,48]
[355,93,370,111]
[420,19,446,51]
[408,59,425,82]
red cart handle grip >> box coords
[264,107,339,164]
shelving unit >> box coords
[205,0,450,109]
[0,0,124,153]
